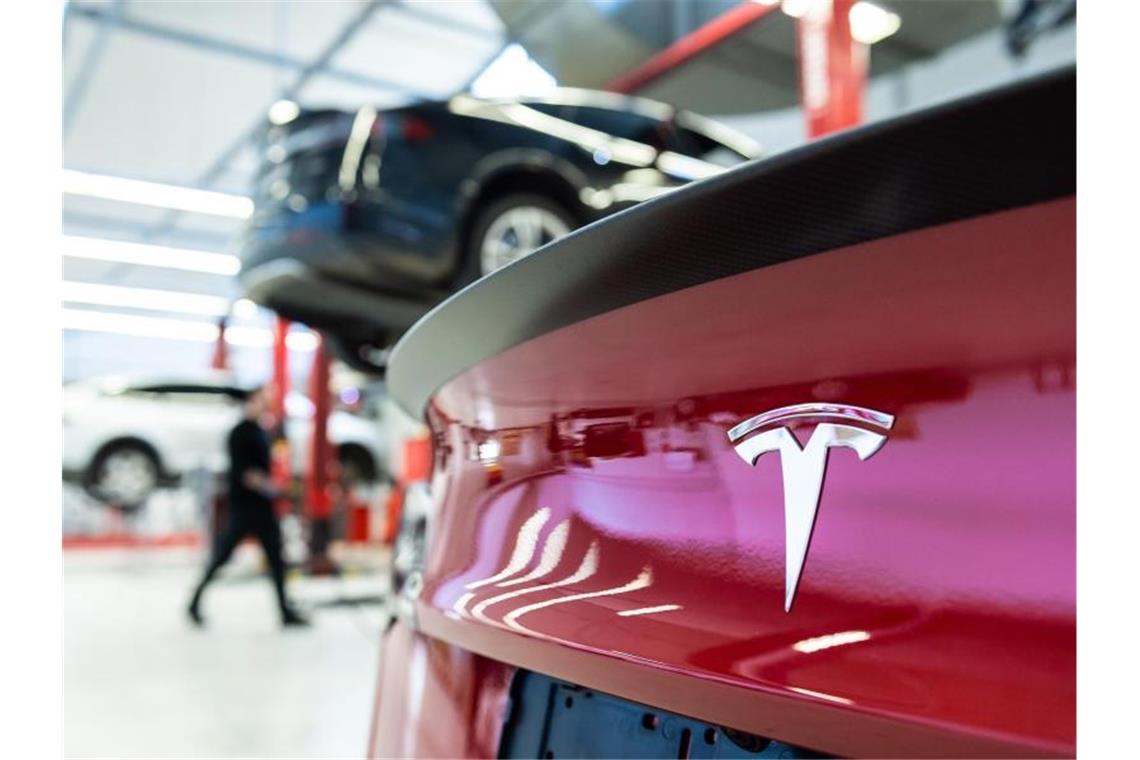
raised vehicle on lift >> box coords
[371,69,1075,758]
[239,89,760,373]
[62,372,387,509]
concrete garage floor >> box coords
[65,546,387,758]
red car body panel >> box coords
[371,69,1075,759]
[370,198,1074,758]
[368,623,512,758]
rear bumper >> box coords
[240,257,436,335]
[369,620,1062,759]
[240,200,454,332]
[368,622,511,759]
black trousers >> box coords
[191,503,290,617]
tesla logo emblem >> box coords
[728,404,895,612]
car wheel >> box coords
[86,442,160,510]
[326,331,390,377]
[338,445,379,487]
[460,194,577,286]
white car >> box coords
[63,372,388,509]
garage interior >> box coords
[61,1,1075,757]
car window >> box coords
[562,107,669,150]
[123,384,242,403]
[668,127,751,166]
[523,102,574,120]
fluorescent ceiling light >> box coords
[268,99,301,126]
[62,309,316,351]
[470,44,557,99]
[849,1,901,44]
[231,298,261,319]
[781,0,901,45]
[63,169,254,219]
[62,281,232,317]
[64,235,240,276]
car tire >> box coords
[85,441,161,511]
[458,193,578,287]
[337,444,380,487]
[326,331,390,377]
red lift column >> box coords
[210,316,229,370]
[797,0,867,137]
[270,317,293,516]
[304,332,337,573]
[272,317,290,422]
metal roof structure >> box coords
[60,0,1072,383]
[63,1,507,254]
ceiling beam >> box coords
[456,0,564,94]
[394,2,501,40]
[67,2,425,98]
[64,0,126,138]
[140,0,392,246]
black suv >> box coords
[240,89,760,372]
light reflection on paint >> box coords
[463,508,550,590]
[402,635,429,754]
[451,591,476,616]
[496,520,570,587]
[787,686,855,706]
[477,439,501,462]
[471,542,600,623]
[616,603,682,617]
[792,630,871,654]
[339,106,377,192]
[446,94,657,167]
[503,567,654,634]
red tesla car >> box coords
[369,66,1075,758]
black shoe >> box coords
[281,608,310,628]
[187,601,205,627]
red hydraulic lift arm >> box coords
[605,1,781,94]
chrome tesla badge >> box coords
[728,403,895,612]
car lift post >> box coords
[272,317,290,422]
[269,316,294,518]
[797,0,865,137]
[210,316,229,370]
[304,332,337,574]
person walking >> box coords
[188,384,309,627]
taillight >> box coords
[400,115,434,142]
